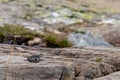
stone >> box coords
[28,38,42,46]
[75,76,85,80]
[103,29,120,47]
[68,32,112,47]
[60,66,75,80]
[107,57,120,71]
[93,71,120,80]
[0,45,120,80]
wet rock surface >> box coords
[0,44,120,80]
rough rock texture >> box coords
[102,29,120,47]
[28,38,42,46]
[93,71,120,80]
[0,44,120,80]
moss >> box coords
[95,58,103,62]
[44,33,72,48]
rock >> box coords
[98,63,116,76]
[60,66,75,80]
[102,29,120,47]
[93,71,120,80]
[98,19,117,25]
[75,76,85,80]
[74,62,115,79]
[14,47,25,52]
[107,57,120,71]
[68,32,112,47]
[0,45,120,80]
[28,38,42,46]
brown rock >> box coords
[102,29,120,47]
[75,76,85,80]
[28,38,42,46]
[60,66,75,80]
[0,45,120,80]
[44,27,62,34]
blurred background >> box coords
[0,0,120,48]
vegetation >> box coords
[44,33,72,48]
[0,24,40,45]
[0,24,72,48]
[95,58,103,62]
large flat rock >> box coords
[0,44,120,80]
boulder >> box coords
[68,32,112,47]
[0,44,120,80]
[28,38,42,46]
[103,29,120,47]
